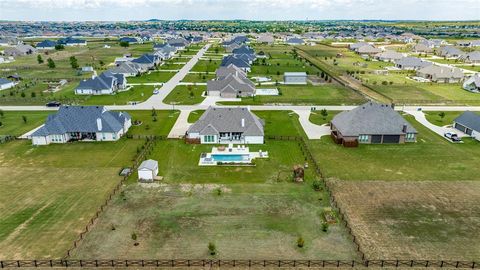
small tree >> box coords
[55,44,64,50]
[31,92,36,98]
[37,54,44,64]
[151,107,157,117]
[0,109,4,118]
[208,242,216,255]
[69,56,79,69]
[320,109,328,120]
[120,41,129,48]
[131,232,137,241]
[438,112,445,120]
[297,237,305,248]
[22,115,27,123]
[322,222,329,232]
[47,58,56,69]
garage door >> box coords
[371,135,382,144]
[383,135,401,144]
[455,123,467,133]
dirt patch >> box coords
[330,180,480,260]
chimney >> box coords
[402,124,407,133]
[97,118,103,131]
[241,118,245,127]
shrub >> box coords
[312,180,322,191]
[131,232,137,240]
[322,222,329,232]
[297,237,305,248]
[208,242,216,255]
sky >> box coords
[0,0,479,21]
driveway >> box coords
[168,110,192,138]
[404,110,463,142]
[294,110,331,139]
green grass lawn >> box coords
[72,181,357,260]
[181,73,216,83]
[308,111,340,126]
[187,110,205,123]
[220,84,365,105]
[0,111,52,136]
[82,85,155,105]
[191,60,221,73]
[158,63,185,70]
[127,72,176,84]
[424,111,463,126]
[308,115,480,181]
[163,85,206,105]
[126,110,179,136]
[0,139,143,259]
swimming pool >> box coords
[211,154,250,162]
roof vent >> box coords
[241,118,245,127]
[97,118,103,131]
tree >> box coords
[119,41,129,48]
[320,109,328,120]
[214,47,219,54]
[99,60,105,66]
[47,58,56,69]
[322,222,329,232]
[54,44,64,50]
[22,115,27,123]
[20,92,26,98]
[0,109,4,118]
[69,56,79,69]
[151,108,157,117]
[297,237,305,248]
[438,112,446,120]
[37,54,44,64]
[208,242,216,255]
[31,92,36,98]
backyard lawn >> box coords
[126,110,179,136]
[308,110,340,126]
[0,111,52,136]
[308,115,480,181]
[0,139,143,259]
[163,85,206,105]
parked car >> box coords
[444,132,461,142]
[46,101,61,107]
[153,89,160,95]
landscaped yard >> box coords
[308,110,340,126]
[424,111,463,126]
[126,110,179,136]
[163,85,206,105]
[308,115,480,181]
[0,139,143,259]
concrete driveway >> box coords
[294,110,331,139]
[405,110,464,142]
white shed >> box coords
[138,159,159,181]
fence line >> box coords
[63,136,160,258]
[0,259,476,268]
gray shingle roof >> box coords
[221,55,250,68]
[188,107,264,136]
[138,159,158,171]
[395,57,432,69]
[207,73,255,95]
[0,78,13,85]
[76,74,115,91]
[454,111,480,132]
[331,102,417,137]
[32,106,130,136]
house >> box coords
[58,37,87,46]
[0,78,16,91]
[463,74,480,93]
[331,102,417,146]
[207,73,255,98]
[153,43,176,59]
[395,57,432,70]
[119,37,140,44]
[457,40,480,47]
[257,34,274,44]
[186,107,264,144]
[437,46,464,58]
[220,55,251,72]
[110,61,142,77]
[75,72,126,95]
[224,43,241,53]
[216,64,247,78]
[374,50,404,62]
[286,38,305,45]
[36,40,57,50]
[458,51,480,64]
[453,111,480,141]
[138,159,159,182]
[416,65,464,83]
[167,37,189,49]
[356,45,382,56]
[349,42,370,51]
[31,106,131,145]
[4,45,37,56]
[413,43,433,54]
[131,54,160,70]
[223,36,249,47]
[0,37,18,46]
[232,45,255,56]
[284,72,307,85]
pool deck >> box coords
[199,144,269,166]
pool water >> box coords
[211,154,250,162]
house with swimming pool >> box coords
[186,107,265,144]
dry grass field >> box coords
[329,180,480,261]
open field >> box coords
[221,84,365,105]
[72,181,357,260]
[0,111,51,136]
[308,115,480,181]
[330,180,480,260]
[0,139,143,259]
[163,85,206,105]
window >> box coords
[112,134,116,140]
[358,135,369,142]
[204,135,215,143]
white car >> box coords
[153,89,160,95]
[444,132,461,142]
